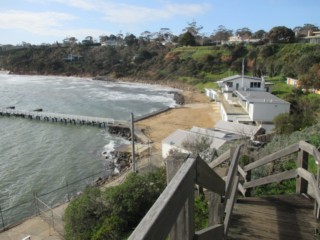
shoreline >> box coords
[0,74,222,237]
[5,71,197,91]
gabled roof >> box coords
[219,75,263,83]
[215,120,263,138]
[190,126,226,138]
[235,90,289,104]
[162,129,226,150]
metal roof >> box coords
[190,126,227,138]
[162,129,226,150]
[215,120,262,138]
[219,75,262,83]
[235,90,290,104]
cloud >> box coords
[51,0,210,24]
[51,0,100,11]
[0,10,75,34]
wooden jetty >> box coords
[0,108,129,128]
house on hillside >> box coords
[215,75,289,131]
[63,54,83,62]
[298,31,320,44]
[286,77,301,87]
[218,90,290,132]
[217,75,273,101]
[226,35,262,45]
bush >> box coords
[64,168,166,240]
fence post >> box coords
[33,192,40,215]
[315,166,320,219]
[66,181,70,201]
[166,153,194,240]
[208,192,223,225]
[296,149,309,194]
[245,170,252,197]
[0,205,5,230]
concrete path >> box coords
[0,216,62,240]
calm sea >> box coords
[0,74,176,226]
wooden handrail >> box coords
[299,141,320,164]
[209,149,231,169]
[244,143,300,172]
[128,157,197,240]
[129,148,242,240]
[241,140,320,219]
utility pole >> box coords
[131,112,136,172]
[241,58,244,90]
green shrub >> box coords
[64,168,166,240]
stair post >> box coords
[296,149,309,194]
[166,153,194,240]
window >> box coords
[250,82,261,88]
[226,82,233,87]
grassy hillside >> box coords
[1,43,319,91]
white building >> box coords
[217,75,273,101]
[204,88,218,100]
[161,128,227,159]
[235,91,290,123]
[216,75,289,129]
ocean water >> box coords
[0,74,176,226]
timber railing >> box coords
[129,140,320,240]
[209,140,320,219]
[129,146,242,240]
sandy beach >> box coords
[137,90,221,155]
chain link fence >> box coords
[0,153,161,234]
[0,167,112,233]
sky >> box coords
[0,0,319,45]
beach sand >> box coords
[136,90,221,157]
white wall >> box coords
[220,103,249,122]
[225,78,263,92]
[248,102,290,122]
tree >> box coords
[124,33,137,47]
[268,26,295,43]
[274,92,320,134]
[157,28,174,44]
[140,31,152,42]
[179,31,196,46]
[299,63,320,90]
[252,29,267,39]
[99,35,108,43]
[294,23,319,37]
[63,36,78,46]
[235,27,252,39]
[64,187,107,240]
[183,20,203,38]
[211,25,233,42]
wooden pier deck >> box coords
[0,108,129,128]
[228,194,320,240]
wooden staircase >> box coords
[229,194,320,240]
[128,141,320,240]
